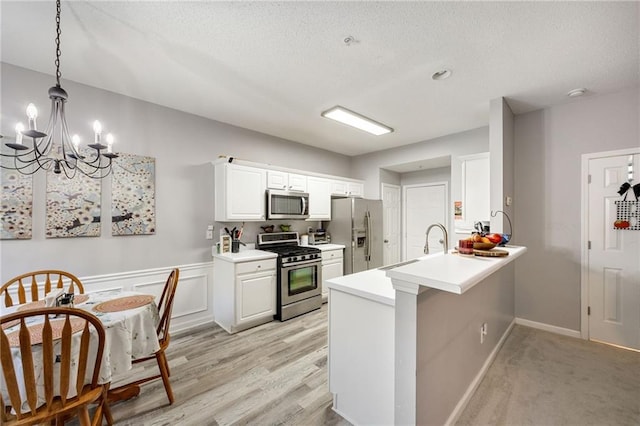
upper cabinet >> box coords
[307,177,332,220]
[213,159,364,222]
[267,171,307,192]
[215,163,267,222]
[331,179,364,198]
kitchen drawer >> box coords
[322,249,343,263]
[236,259,276,275]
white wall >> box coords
[514,87,640,331]
[352,127,489,244]
[0,63,351,281]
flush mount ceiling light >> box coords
[321,106,393,136]
[1,0,118,179]
[431,69,452,81]
[567,88,587,97]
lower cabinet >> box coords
[321,249,344,302]
[213,256,277,333]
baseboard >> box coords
[445,318,516,426]
[515,317,581,338]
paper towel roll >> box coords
[300,234,309,245]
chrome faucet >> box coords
[424,223,449,255]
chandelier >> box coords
[1,0,118,179]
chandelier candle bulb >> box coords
[15,123,24,145]
[93,120,102,144]
[72,134,80,151]
[26,104,38,130]
[106,133,114,153]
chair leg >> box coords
[156,351,174,405]
[101,386,114,425]
[164,353,171,377]
[78,405,91,426]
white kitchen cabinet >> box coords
[321,248,343,302]
[347,181,364,198]
[215,163,267,221]
[331,179,364,197]
[307,176,332,220]
[267,170,307,192]
[330,180,348,196]
[213,254,277,333]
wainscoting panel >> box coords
[81,262,214,334]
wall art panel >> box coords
[1,169,33,239]
[112,154,156,236]
[46,171,101,238]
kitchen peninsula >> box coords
[327,246,526,425]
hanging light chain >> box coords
[55,0,62,87]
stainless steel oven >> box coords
[280,257,322,320]
[257,232,322,321]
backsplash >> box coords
[213,220,324,246]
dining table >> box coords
[0,289,161,413]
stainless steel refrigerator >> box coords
[328,198,383,275]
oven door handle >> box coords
[281,259,321,269]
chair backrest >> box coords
[0,307,106,423]
[157,268,179,343]
[1,270,85,308]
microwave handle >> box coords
[301,196,307,215]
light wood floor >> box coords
[107,304,350,425]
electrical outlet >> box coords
[505,196,513,206]
[480,323,488,344]
[206,225,214,240]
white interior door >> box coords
[586,152,640,350]
[382,183,401,266]
[403,182,448,260]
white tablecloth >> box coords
[1,290,160,412]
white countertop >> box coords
[386,245,527,294]
[325,245,527,304]
[301,243,345,251]
[326,267,395,306]
[213,249,277,263]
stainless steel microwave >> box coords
[266,189,309,220]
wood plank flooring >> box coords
[106,305,351,425]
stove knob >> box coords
[302,255,307,260]
[292,256,298,262]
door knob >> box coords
[384,239,389,243]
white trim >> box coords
[580,147,640,342]
[80,261,211,284]
[381,182,401,266]
[445,318,515,426]
[80,261,214,335]
[515,317,581,338]
[401,181,449,261]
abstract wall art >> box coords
[46,170,101,238]
[111,153,156,236]
[1,169,33,239]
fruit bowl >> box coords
[473,242,497,250]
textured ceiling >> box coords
[1,1,638,156]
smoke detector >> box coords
[567,88,587,97]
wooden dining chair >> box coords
[0,307,112,426]
[1,270,85,308]
[110,268,180,405]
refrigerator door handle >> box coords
[365,211,372,261]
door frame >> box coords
[580,147,639,341]
[381,182,401,266]
[402,181,449,261]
